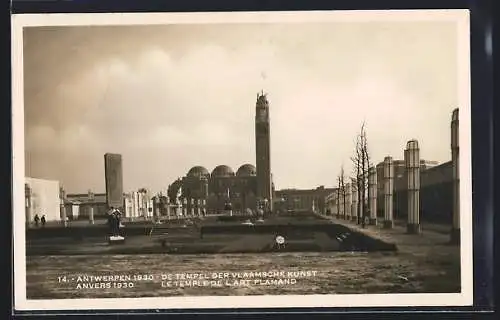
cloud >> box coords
[23,21,458,192]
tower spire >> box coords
[255,89,272,212]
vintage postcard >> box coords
[12,10,472,311]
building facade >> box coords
[123,190,155,219]
[65,192,108,220]
[275,186,336,215]
[167,164,270,215]
[64,190,160,220]
[375,159,438,216]
[25,177,61,223]
[324,159,453,224]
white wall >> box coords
[124,191,155,219]
[124,196,133,218]
[26,177,61,222]
[72,204,80,219]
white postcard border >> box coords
[12,9,473,311]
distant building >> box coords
[123,190,154,219]
[275,186,336,214]
[65,192,108,220]
[375,159,439,216]
[65,190,158,220]
[324,188,340,216]
[25,177,61,222]
[168,164,275,215]
[370,159,453,223]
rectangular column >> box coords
[104,153,124,210]
[405,140,421,234]
[383,156,394,228]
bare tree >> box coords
[360,122,371,227]
[336,177,342,218]
[337,165,347,219]
[351,134,362,225]
[351,122,371,227]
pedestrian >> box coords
[41,215,46,227]
[34,214,40,227]
[114,209,123,230]
[107,207,115,236]
[111,212,119,236]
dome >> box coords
[187,166,210,178]
[211,165,235,177]
[236,164,257,177]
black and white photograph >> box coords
[12,10,472,311]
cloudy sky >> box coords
[23,17,460,193]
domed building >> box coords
[167,163,268,215]
[187,166,210,179]
[167,92,275,215]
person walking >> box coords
[34,214,40,227]
[107,207,116,236]
[41,215,46,227]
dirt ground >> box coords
[26,219,461,299]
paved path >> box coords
[323,216,453,246]
[323,216,460,273]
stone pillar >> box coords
[368,166,378,225]
[196,198,200,216]
[182,198,187,217]
[155,196,161,218]
[405,140,421,234]
[25,183,32,227]
[104,153,124,208]
[345,183,351,220]
[165,196,171,219]
[88,190,94,225]
[189,198,195,216]
[193,198,198,216]
[60,187,68,227]
[451,108,460,244]
[88,206,94,224]
[383,156,394,228]
[351,178,358,222]
[198,199,204,216]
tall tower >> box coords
[255,91,273,210]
